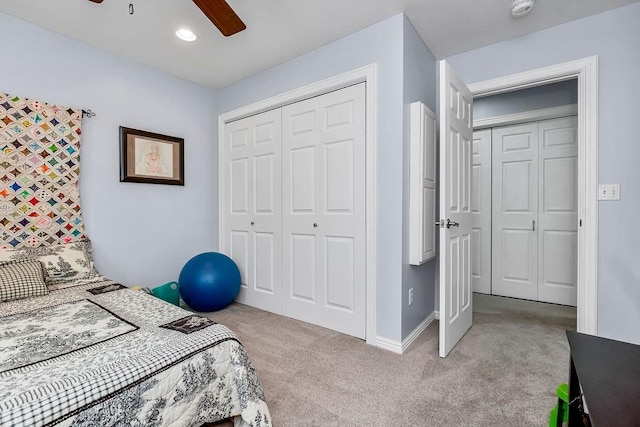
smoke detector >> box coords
[512,0,535,18]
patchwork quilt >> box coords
[0,278,271,427]
[0,93,86,249]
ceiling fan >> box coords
[87,0,246,37]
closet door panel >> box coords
[543,157,577,212]
[225,119,253,292]
[254,153,275,213]
[230,230,249,287]
[325,139,354,213]
[325,236,355,311]
[253,232,275,294]
[538,116,578,306]
[289,146,317,213]
[282,83,366,339]
[230,158,249,213]
[229,127,250,150]
[471,129,491,294]
[492,123,538,301]
[290,233,317,302]
[541,230,577,296]
[223,108,282,314]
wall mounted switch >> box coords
[598,184,620,200]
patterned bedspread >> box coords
[0,278,271,427]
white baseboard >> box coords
[375,311,436,354]
[434,311,440,320]
[401,312,436,353]
[375,336,403,354]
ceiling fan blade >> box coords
[193,0,246,37]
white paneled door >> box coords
[492,122,539,301]
[439,61,473,358]
[282,83,366,339]
[223,109,283,314]
[537,117,578,306]
[471,129,492,295]
[222,83,366,339]
[489,116,578,306]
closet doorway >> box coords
[471,79,579,307]
[220,80,370,340]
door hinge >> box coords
[579,219,582,227]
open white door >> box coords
[439,60,473,358]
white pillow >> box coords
[0,239,98,290]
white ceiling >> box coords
[1,0,637,89]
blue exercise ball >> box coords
[179,252,241,312]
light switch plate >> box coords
[598,184,620,200]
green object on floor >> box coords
[549,383,569,427]
[151,281,180,305]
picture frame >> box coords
[119,126,184,186]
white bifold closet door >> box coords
[492,116,578,306]
[537,117,579,305]
[281,83,366,339]
[222,83,366,339]
[471,129,492,295]
[492,122,540,301]
[224,109,283,314]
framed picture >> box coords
[119,126,184,186]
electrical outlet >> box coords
[408,288,414,306]
[598,184,621,200]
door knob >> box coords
[313,223,318,227]
[250,221,255,226]
[446,219,459,229]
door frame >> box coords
[218,64,378,345]
[468,56,598,335]
[474,104,578,130]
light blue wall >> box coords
[1,11,425,343]
[448,2,640,344]
[216,14,406,341]
[401,16,437,339]
[474,79,577,120]
[0,13,218,288]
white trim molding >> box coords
[218,64,379,345]
[375,336,403,354]
[402,312,436,352]
[473,104,578,130]
[376,312,436,354]
[219,64,375,123]
[469,56,598,335]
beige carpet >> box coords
[205,294,576,426]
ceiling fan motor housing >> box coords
[512,0,535,17]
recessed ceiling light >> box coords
[176,28,197,42]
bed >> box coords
[0,241,271,427]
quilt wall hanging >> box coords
[0,92,85,249]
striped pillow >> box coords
[0,260,49,302]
